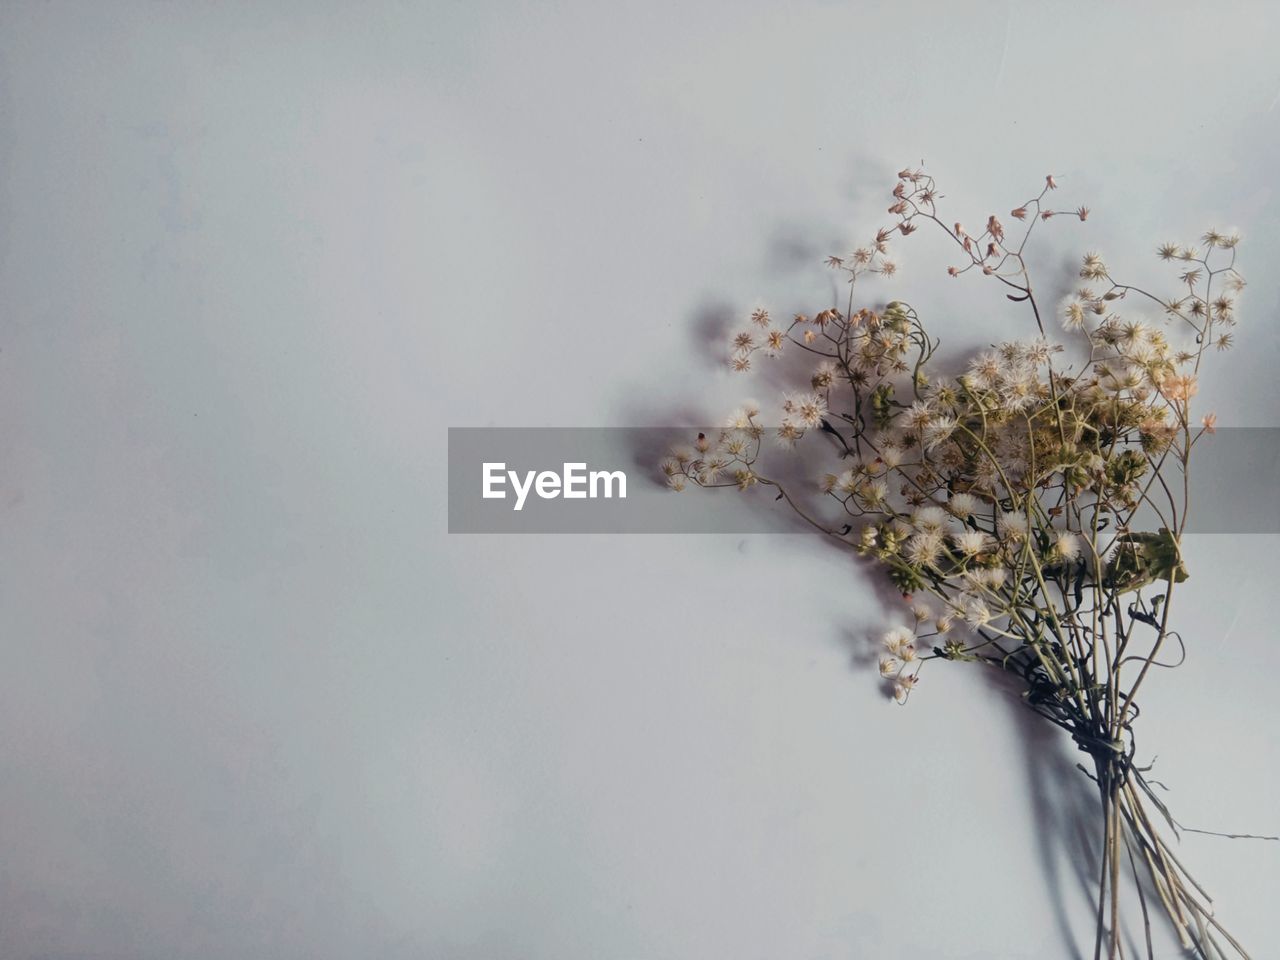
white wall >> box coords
[0,2,1276,957]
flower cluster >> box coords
[663,166,1251,958]
[669,171,1242,692]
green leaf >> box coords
[1104,528,1189,594]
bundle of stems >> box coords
[662,167,1256,958]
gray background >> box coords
[1,2,1278,958]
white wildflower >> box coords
[923,415,957,450]
[861,479,889,507]
[1063,299,1087,332]
[912,505,949,531]
[906,530,946,568]
[719,432,750,457]
[699,457,727,483]
[882,626,914,655]
[998,511,1029,541]
[783,391,828,429]
[967,351,1002,390]
[1054,530,1083,559]
[775,422,803,448]
[1081,252,1107,280]
[812,361,837,389]
[954,529,992,556]
[962,597,993,628]
[969,567,1009,590]
[905,400,934,431]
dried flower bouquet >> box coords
[663,167,1255,958]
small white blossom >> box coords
[912,505,949,531]
[906,530,946,568]
[967,351,1002,390]
[1054,530,1083,560]
[775,422,803,448]
[882,626,914,655]
[998,511,1029,541]
[962,597,993,628]
[861,479,889,507]
[954,530,992,556]
[783,391,828,429]
[966,567,1009,590]
[923,415,957,450]
[1063,299,1087,332]
[905,400,934,431]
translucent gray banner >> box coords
[447,427,1280,534]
